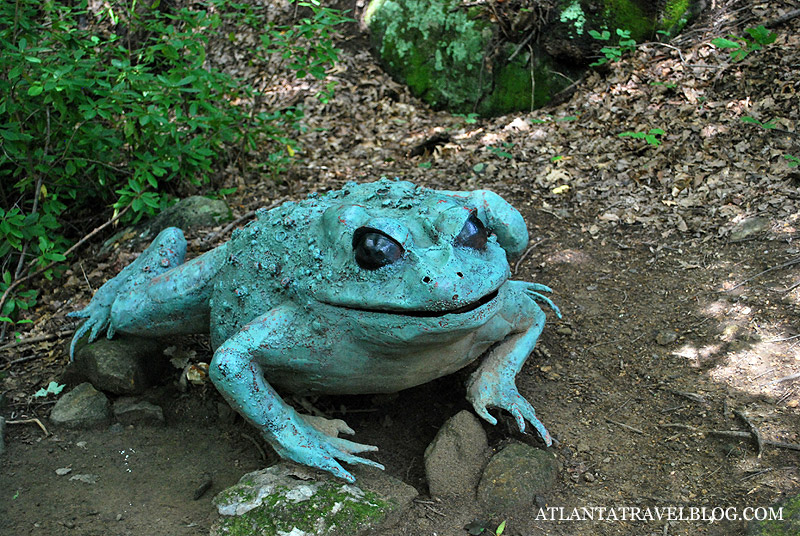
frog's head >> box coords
[308,180,528,330]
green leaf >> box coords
[711,37,740,49]
[27,85,44,96]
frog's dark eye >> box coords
[353,227,404,270]
[455,212,488,250]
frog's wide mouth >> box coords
[327,289,499,317]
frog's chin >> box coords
[319,287,500,318]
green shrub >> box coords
[0,0,348,333]
[711,25,776,62]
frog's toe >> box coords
[329,435,379,455]
[473,404,499,426]
[66,309,90,319]
[87,317,109,343]
[520,406,553,447]
[524,288,562,318]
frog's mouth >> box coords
[332,289,499,317]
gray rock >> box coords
[146,195,230,237]
[0,416,5,456]
[211,463,417,536]
[73,335,167,395]
[423,410,488,499]
[113,397,164,425]
[477,442,558,512]
[50,383,111,427]
[730,217,770,241]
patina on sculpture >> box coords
[69,179,560,482]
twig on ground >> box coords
[734,409,764,457]
[241,433,268,461]
[669,390,707,404]
[709,430,800,452]
[762,372,800,387]
[659,423,700,432]
[727,256,800,291]
[606,417,644,435]
[7,418,49,436]
[0,329,75,354]
[765,8,800,28]
[513,238,548,275]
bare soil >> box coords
[2,1,800,535]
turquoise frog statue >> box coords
[69,179,560,482]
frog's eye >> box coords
[455,212,488,250]
[353,227,404,270]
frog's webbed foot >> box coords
[67,303,113,360]
[521,282,562,319]
[272,413,384,483]
[67,227,187,360]
[467,373,552,447]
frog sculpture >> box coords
[69,179,560,482]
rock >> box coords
[145,195,230,237]
[113,397,164,425]
[477,442,558,512]
[748,491,800,535]
[655,330,678,346]
[73,335,168,395]
[211,463,417,536]
[423,410,488,499]
[364,0,701,116]
[730,217,770,241]
[50,383,111,427]
[0,416,5,456]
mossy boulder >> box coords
[211,463,417,536]
[542,0,702,63]
[364,0,704,116]
[365,0,569,116]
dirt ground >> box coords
[2,1,800,535]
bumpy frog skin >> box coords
[69,179,560,482]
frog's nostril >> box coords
[456,272,464,278]
[422,276,432,284]
[453,294,458,301]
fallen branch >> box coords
[734,409,763,458]
[727,256,800,291]
[765,8,800,28]
[762,372,800,387]
[513,238,548,275]
[709,430,800,453]
[0,329,75,354]
[606,417,644,435]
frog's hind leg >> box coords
[69,227,226,357]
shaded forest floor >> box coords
[2,1,800,535]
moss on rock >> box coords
[365,0,700,115]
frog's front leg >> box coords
[209,306,384,483]
[68,227,227,359]
[466,282,561,446]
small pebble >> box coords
[56,467,72,476]
[656,330,678,346]
[584,472,596,483]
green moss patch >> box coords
[214,481,389,536]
